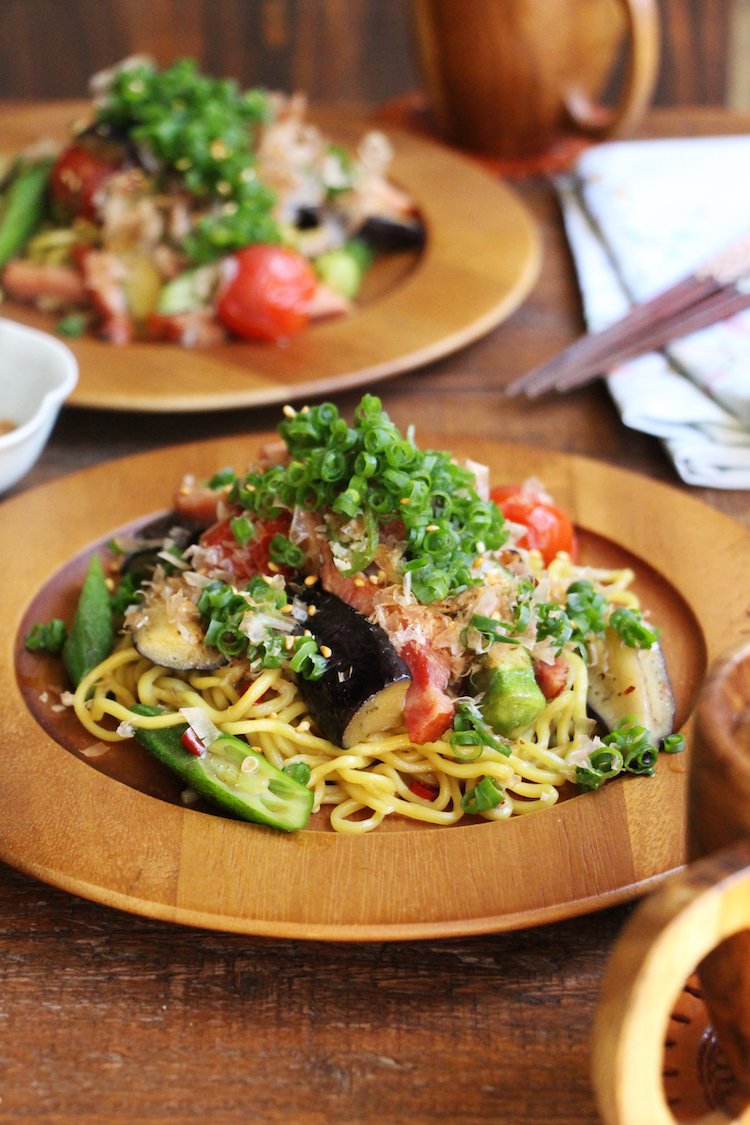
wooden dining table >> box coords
[2,105,749,1125]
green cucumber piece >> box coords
[0,160,53,269]
[63,553,114,687]
[130,705,314,831]
[313,245,366,299]
[156,265,216,315]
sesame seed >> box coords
[320,645,332,658]
[267,562,280,573]
[425,524,439,532]
[304,629,312,637]
[104,577,116,592]
[308,605,317,616]
[285,635,295,650]
[245,484,256,492]
[400,497,409,505]
[210,139,230,160]
[280,603,293,614]
[297,721,311,733]
[301,405,310,413]
[262,575,275,585]
[377,570,386,581]
[491,611,501,621]
[216,181,232,195]
[354,578,366,587]
[270,712,279,720]
[283,404,296,417]
[368,574,379,584]
[473,557,483,568]
[304,575,318,586]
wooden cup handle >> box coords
[591,841,750,1125]
[565,0,660,139]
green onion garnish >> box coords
[24,619,68,655]
[460,776,505,814]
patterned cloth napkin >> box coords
[556,136,750,488]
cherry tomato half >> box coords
[50,143,119,220]
[217,245,317,343]
[200,514,294,582]
[490,485,578,565]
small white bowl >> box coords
[0,318,78,493]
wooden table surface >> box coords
[2,107,748,1125]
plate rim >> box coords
[0,101,542,413]
[3,434,746,940]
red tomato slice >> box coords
[490,485,578,565]
[200,514,294,581]
[408,777,439,801]
[217,245,317,343]
[50,143,119,220]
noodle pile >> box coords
[71,555,641,834]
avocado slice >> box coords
[472,643,546,737]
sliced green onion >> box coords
[25,619,68,655]
[231,515,255,546]
[460,776,505,814]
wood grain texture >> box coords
[0,101,541,413]
[0,107,749,1125]
[0,0,733,107]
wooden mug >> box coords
[689,643,750,1097]
[591,642,750,1124]
[412,0,660,159]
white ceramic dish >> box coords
[0,318,78,493]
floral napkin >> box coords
[556,135,750,488]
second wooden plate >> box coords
[0,102,541,412]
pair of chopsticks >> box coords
[506,232,750,398]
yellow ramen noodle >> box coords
[72,557,641,835]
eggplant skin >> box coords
[290,584,411,749]
[120,513,198,581]
[587,628,675,745]
[355,216,426,253]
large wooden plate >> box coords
[3,435,748,940]
[0,102,541,412]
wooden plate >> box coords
[0,102,541,413]
[3,434,747,940]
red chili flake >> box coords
[409,777,439,802]
[181,728,206,757]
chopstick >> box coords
[506,232,750,398]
